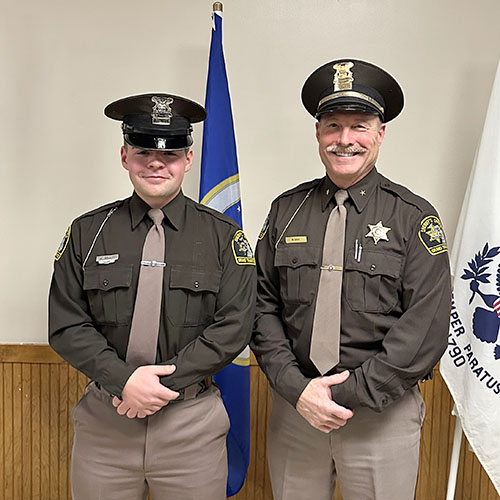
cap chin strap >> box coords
[317,90,385,117]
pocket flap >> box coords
[274,245,320,269]
[169,266,221,293]
[83,264,133,291]
[345,250,402,279]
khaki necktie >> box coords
[126,208,166,367]
[310,189,348,375]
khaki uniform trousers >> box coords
[267,386,425,500]
[71,382,230,500]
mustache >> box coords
[326,145,367,154]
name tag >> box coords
[285,236,308,244]
[96,254,119,265]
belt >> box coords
[174,376,213,402]
[94,376,212,402]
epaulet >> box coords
[187,198,240,229]
[379,174,434,213]
[274,178,322,202]
[74,198,127,223]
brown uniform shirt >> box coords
[49,191,256,398]
[251,168,451,412]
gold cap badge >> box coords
[333,62,354,91]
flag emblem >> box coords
[461,243,500,359]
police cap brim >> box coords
[301,59,404,123]
[104,93,206,151]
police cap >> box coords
[301,59,404,123]
[104,93,207,151]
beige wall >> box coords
[2,0,500,343]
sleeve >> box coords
[331,209,452,412]
[250,203,312,407]
[48,221,136,397]
[160,228,257,391]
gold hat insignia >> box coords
[333,62,354,91]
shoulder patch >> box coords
[258,215,269,240]
[55,225,71,261]
[418,216,448,255]
[232,230,256,265]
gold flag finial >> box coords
[213,2,223,12]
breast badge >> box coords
[232,230,256,265]
[365,221,391,245]
[419,216,448,255]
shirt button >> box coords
[103,279,109,287]
[370,264,376,271]
[194,281,199,288]
[292,257,298,264]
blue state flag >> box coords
[199,8,250,497]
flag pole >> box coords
[446,410,463,500]
[201,3,250,495]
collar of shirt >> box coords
[129,191,185,231]
[320,167,379,213]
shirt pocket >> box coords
[344,249,402,313]
[167,265,221,327]
[274,245,320,305]
[83,264,134,326]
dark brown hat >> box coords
[301,59,404,123]
[104,93,206,150]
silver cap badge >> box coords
[151,96,173,125]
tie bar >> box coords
[320,265,342,271]
[141,260,166,267]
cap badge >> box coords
[333,62,354,91]
[155,137,167,149]
[365,220,391,245]
[151,96,173,125]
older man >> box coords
[251,60,451,500]
[49,93,256,499]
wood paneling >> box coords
[0,348,88,500]
[0,345,498,500]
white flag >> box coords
[440,59,500,495]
